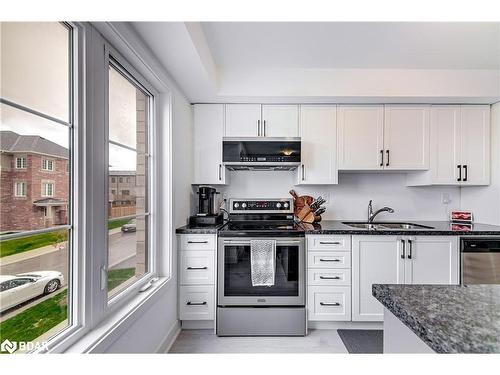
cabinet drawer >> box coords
[308,251,351,269]
[180,251,215,285]
[179,234,216,251]
[179,285,215,320]
[307,286,351,321]
[307,235,351,251]
[307,268,351,286]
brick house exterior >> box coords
[0,131,69,232]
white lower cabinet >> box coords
[306,235,352,322]
[179,285,215,321]
[178,234,216,321]
[307,286,351,321]
[352,235,459,322]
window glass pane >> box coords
[107,217,148,298]
[0,22,72,352]
[107,63,150,300]
[109,65,149,150]
[0,22,70,122]
[0,104,70,231]
[108,144,148,218]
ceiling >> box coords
[130,22,500,103]
[202,22,500,70]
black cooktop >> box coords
[218,220,305,237]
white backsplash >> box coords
[215,170,461,221]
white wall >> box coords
[219,171,460,221]
[461,102,500,225]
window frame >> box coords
[15,155,27,169]
[14,181,27,197]
[42,158,55,171]
[41,180,55,197]
[100,43,158,315]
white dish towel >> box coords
[250,239,276,287]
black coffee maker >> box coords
[189,186,223,226]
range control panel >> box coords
[229,198,294,214]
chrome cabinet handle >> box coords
[187,301,207,306]
[187,266,208,270]
[302,165,305,181]
[263,120,266,137]
[386,150,390,167]
[380,149,384,167]
[320,276,341,280]
[319,241,341,245]
[401,239,406,259]
[319,258,340,262]
[457,165,462,181]
[257,119,261,136]
[218,164,222,181]
[407,239,413,259]
[187,240,208,244]
[320,302,341,306]
[463,165,468,182]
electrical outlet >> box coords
[441,193,452,205]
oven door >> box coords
[218,237,305,306]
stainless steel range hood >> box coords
[223,137,301,171]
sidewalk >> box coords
[0,244,63,266]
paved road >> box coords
[0,231,138,287]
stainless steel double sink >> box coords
[342,222,434,230]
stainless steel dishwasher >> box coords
[461,238,500,284]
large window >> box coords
[106,60,151,300]
[0,22,74,353]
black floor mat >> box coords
[337,329,383,354]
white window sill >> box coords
[61,276,174,353]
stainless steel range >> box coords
[216,198,306,336]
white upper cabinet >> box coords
[298,105,338,185]
[460,105,490,185]
[193,104,226,185]
[405,236,459,285]
[225,104,261,137]
[261,105,299,137]
[407,105,490,186]
[383,105,430,170]
[337,105,384,170]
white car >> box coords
[0,271,64,313]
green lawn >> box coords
[0,230,67,258]
[0,219,132,258]
[0,289,68,345]
[108,267,136,291]
[108,218,132,230]
[0,268,136,351]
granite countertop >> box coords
[372,284,500,353]
[176,220,500,235]
[175,221,228,234]
[302,220,500,236]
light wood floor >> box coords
[168,329,348,353]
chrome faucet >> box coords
[367,200,395,222]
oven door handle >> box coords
[222,240,302,246]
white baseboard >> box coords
[181,320,215,330]
[308,321,383,330]
[157,320,181,353]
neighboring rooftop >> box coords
[0,131,68,159]
[109,170,136,176]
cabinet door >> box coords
[406,236,459,285]
[460,105,490,185]
[225,104,261,137]
[430,106,461,184]
[384,105,430,170]
[298,105,338,184]
[261,105,299,137]
[337,105,384,170]
[352,236,404,321]
[193,104,225,184]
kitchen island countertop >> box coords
[372,284,500,353]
